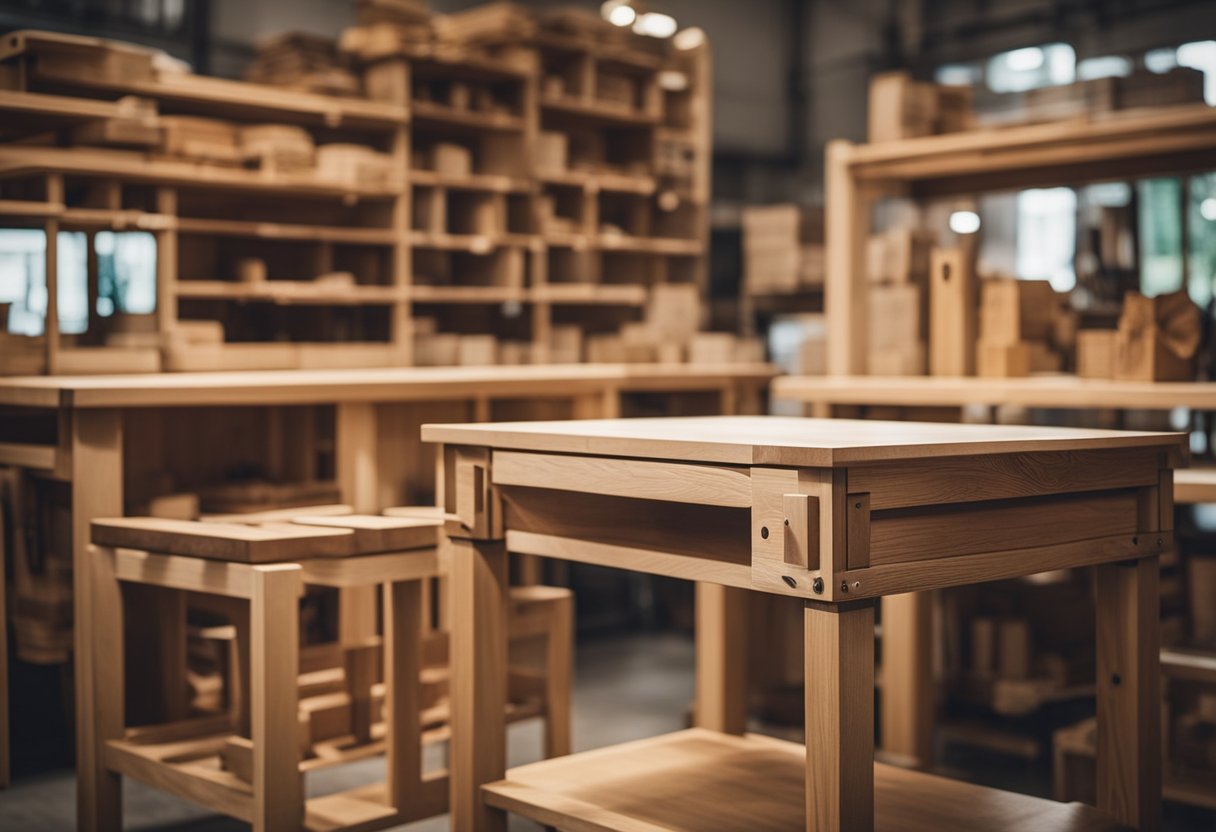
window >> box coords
[987,44,1075,93]
[1015,188,1076,291]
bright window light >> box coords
[1077,55,1132,81]
[1016,187,1077,292]
[949,210,981,234]
[634,12,677,39]
[1145,47,1178,74]
[601,1,636,28]
[1176,40,1216,104]
[1202,197,1216,221]
[673,26,705,51]
[1085,182,1132,207]
[935,64,980,86]
[988,43,1074,92]
[1006,47,1044,72]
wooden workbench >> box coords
[425,415,1182,832]
[0,362,773,808]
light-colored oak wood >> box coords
[806,602,875,831]
[251,564,304,832]
[449,537,509,832]
[290,514,440,553]
[1095,557,1161,831]
[422,415,1182,468]
[482,729,1121,832]
[695,583,748,735]
[73,409,123,832]
[491,450,752,507]
[91,517,354,563]
[879,593,935,766]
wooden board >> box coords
[483,728,1122,832]
[90,517,353,563]
[290,514,440,552]
[422,415,1182,468]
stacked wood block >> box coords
[976,278,1067,377]
[928,246,977,376]
[741,204,825,295]
[868,71,974,143]
[865,228,933,375]
[245,32,360,97]
[1114,289,1201,382]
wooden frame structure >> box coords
[0,22,713,374]
[424,414,1183,832]
[824,103,1216,375]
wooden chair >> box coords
[81,513,572,832]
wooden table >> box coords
[0,363,773,808]
[423,415,1182,831]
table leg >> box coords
[543,590,573,758]
[805,600,874,832]
[72,409,123,832]
[450,537,508,832]
[879,592,935,766]
[1095,557,1160,831]
[384,578,423,808]
[89,545,124,832]
[251,564,303,832]
[695,583,747,734]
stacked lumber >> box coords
[868,71,974,143]
[991,67,1206,127]
[159,116,241,164]
[741,204,825,295]
[1114,289,1201,382]
[238,124,315,174]
[975,278,1067,377]
[315,143,401,187]
[245,33,359,97]
[69,95,160,148]
[865,228,934,375]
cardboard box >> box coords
[977,342,1030,378]
[1114,289,1200,382]
[1076,330,1117,379]
[929,247,977,376]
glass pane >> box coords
[1015,187,1076,291]
[96,231,157,315]
[1137,178,1184,298]
[0,229,47,336]
[1190,172,1216,307]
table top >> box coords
[0,363,776,409]
[421,415,1184,467]
[772,374,1214,411]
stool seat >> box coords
[91,514,440,563]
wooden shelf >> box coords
[411,99,524,132]
[773,374,1216,412]
[540,94,660,127]
[483,729,1119,832]
[410,169,532,192]
[1175,468,1216,505]
[0,146,401,198]
[410,231,533,251]
[0,90,132,139]
[176,281,402,305]
[533,284,647,306]
[598,234,701,255]
[538,169,656,194]
[176,217,396,245]
[410,285,526,304]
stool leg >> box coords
[805,601,874,832]
[449,537,508,832]
[251,564,303,832]
[88,544,125,832]
[695,583,748,735]
[879,592,935,766]
[1096,557,1161,831]
[384,578,423,809]
[543,591,573,758]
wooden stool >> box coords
[83,514,442,832]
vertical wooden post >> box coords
[88,545,125,832]
[384,578,423,808]
[449,536,509,832]
[72,409,123,832]
[805,600,874,832]
[155,187,178,343]
[543,590,574,758]
[335,401,380,682]
[695,583,748,735]
[825,141,867,376]
[251,564,303,832]
[0,491,7,789]
[44,173,63,374]
[879,592,935,766]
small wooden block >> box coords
[91,517,353,563]
[782,493,817,569]
[290,514,440,553]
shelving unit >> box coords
[0,11,713,374]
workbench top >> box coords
[0,363,777,409]
[421,414,1184,467]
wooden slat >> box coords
[105,739,253,822]
[0,441,56,470]
[91,517,353,563]
[491,451,751,507]
[290,515,440,553]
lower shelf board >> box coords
[482,729,1122,832]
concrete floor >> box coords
[1,632,1213,831]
